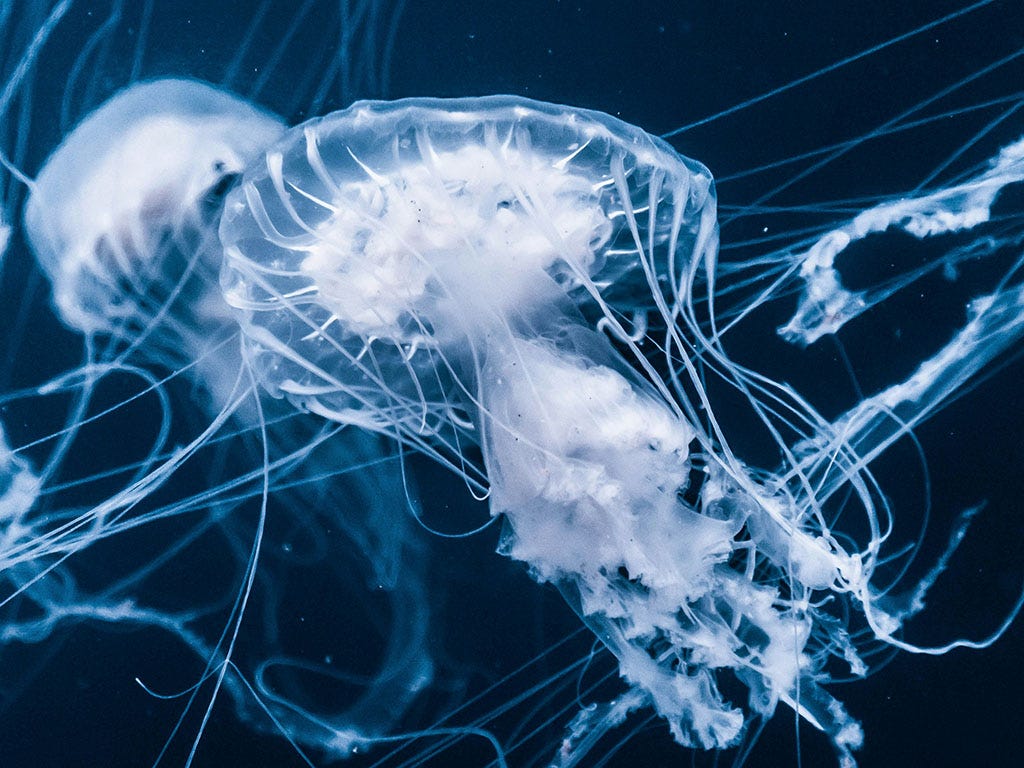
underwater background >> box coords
[1,2,1022,766]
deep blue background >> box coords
[1,2,1022,767]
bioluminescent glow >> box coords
[1,2,1022,767]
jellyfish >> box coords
[1,2,1023,767]
[216,90,1024,766]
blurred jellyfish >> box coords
[26,78,283,385]
[5,73,437,760]
[1,2,436,764]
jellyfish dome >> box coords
[26,79,285,339]
[220,97,714,470]
[219,96,885,765]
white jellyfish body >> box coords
[220,96,879,765]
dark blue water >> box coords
[1,2,1021,767]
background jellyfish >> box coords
[1,1,1022,767]
[2,2,437,765]
[15,71,433,760]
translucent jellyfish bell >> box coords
[22,77,286,424]
[220,96,716,479]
